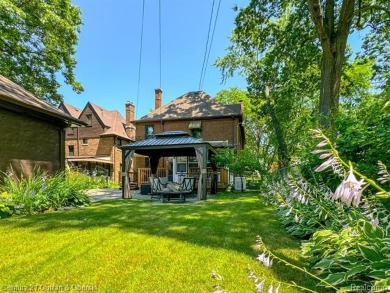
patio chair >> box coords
[150,177,164,200]
[161,177,195,203]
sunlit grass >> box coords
[0,192,320,292]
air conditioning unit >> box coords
[234,177,246,191]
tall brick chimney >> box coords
[155,88,162,110]
[125,101,136,141]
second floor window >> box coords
[68,145,74,156]
[189,121,202,139]
[145,125,154,139]
[86,114,92,125]
[82,138,88,145]
[191,129,202,139]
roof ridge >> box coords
[138,90,242,121]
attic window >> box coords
[86,114,92,125]
[145,125,154,139]
[188,121,201,130]
[189,121,202,139]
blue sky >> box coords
[58,1,366,119]
[59,0,249,118]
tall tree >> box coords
[307,0,389,127]
[218,0,389,130]
[216,2,320,168]
[0,0,83,103]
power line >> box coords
[159,0,162,88]
[200,0,221,90]
[199,0,215,90]
[136,0,146,118]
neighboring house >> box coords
[127,89,245,188]
[59,101,135,183]
[0,75,82,178]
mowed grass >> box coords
[0,192,318,292]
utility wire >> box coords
[200,0,221,90]
[159,0,162,88]
[199,0,215,90]
[136,0,146,118]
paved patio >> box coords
[86,188,202,203]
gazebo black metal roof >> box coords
[120,131,218,200]
[120,131,217,157]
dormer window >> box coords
[189,121,202,139]
[86,114,92,125]
[145,125,154,139]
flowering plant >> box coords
[259,130,390,292]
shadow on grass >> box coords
[0,192,319,290]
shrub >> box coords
[65,168,120,189]
[259,130,390,291]
[0,168,90,217]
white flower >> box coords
[333,166,365,207]
[267,284,273,293]
[316,140,328,147]
[263,255,273,268]
[285,207,292,216]
[256,253,266,263]
[314,157,336,172]
[274,283,281,293]
[211,271,223,280]
[371,216,379,227]
[256,280,265,292]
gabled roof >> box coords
[99,110,129,140]
[59,102,82,119]
[0,75,83,125]
[61,101,131,140]
[137,91,243,122]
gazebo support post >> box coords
[122,150,134,199]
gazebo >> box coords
[120,131,217,200]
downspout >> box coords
[231,116,235,149]
[121,149,126,198]
[76,126,80,156]
[59,128,65,172]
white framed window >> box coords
[68,145,74,156]
[176,156,187,173]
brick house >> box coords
[0,75,82,178]
[59,101,135,183]
[127,89,245,188]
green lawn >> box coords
[0,192,319,292]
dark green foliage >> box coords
[0,0,83,102]
[302,220,390,291]
[336,97,390,180]
[0,169,90,218]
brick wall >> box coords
[135,117,242,147]
[132,116,243,172]
[0,108,64,177]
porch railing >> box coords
[137,168,168,187]
[137,167,229,189]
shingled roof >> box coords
[88,102,129,140]
[138,91,242,121]
[60,102,82,119]
[60,101,130,140]
[0,75,83,125]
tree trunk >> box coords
[265,86,289,169]
[307,0,355,129]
